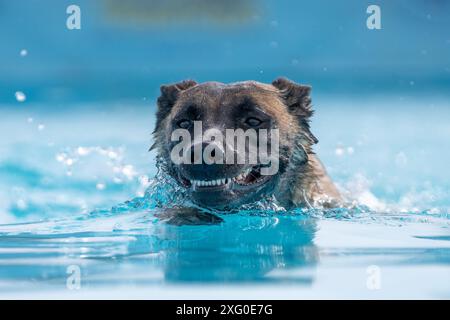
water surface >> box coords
[0,96,449,299]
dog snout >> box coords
[180,141,241,180]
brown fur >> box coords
[152,77,341,209]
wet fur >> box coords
[151,77,341,211]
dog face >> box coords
[152,78,317,209]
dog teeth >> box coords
[190,170,258,188]
[190,178,229,187]
[190,167,262,188]
[233,170,251,182]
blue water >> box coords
[0,96,449,299]
[1,0,449,299]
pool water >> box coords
[0,95,449,299]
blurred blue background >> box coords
[1,0,449,104]
[0,0,449,223]
[0,0,449,299]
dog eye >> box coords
[177,119,191,129]
[245,117,262,127]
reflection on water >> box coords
[0,209,318,286]
[158,214,317,283]
[1,205,449,299]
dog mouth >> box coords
[179,164,273,192]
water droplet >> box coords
[37,124,45,131]
[136,191,145,197]
[20,49,28,57]
[96,183,106,190]
[56,153,66,162]
[77,146,90,156]
[122,165,136,179]
[335,147,345,156]
[108,151,118,159]
[16,199,28,210]
[15,91,26,102]
[139,175,150,187]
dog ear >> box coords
[151,80,197,151]
[272,77,313,119]
[272,77,318,144]
[156,79,197,122]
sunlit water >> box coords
[0,96,449,299]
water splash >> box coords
[0,159,449,296]
[99,162,450,228]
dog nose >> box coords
[180,141,235,180]
[186,141,225,164]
